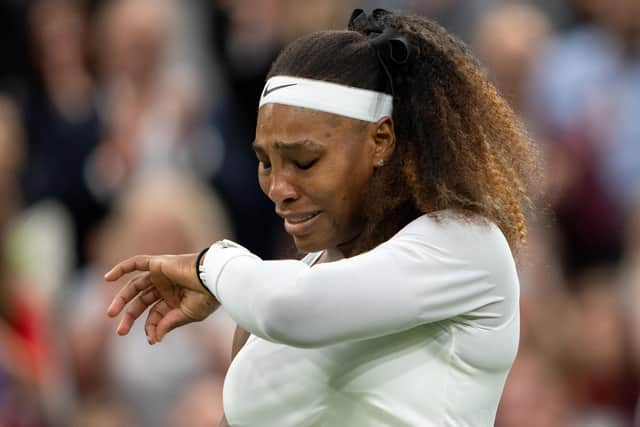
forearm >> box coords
[201,234,502,348]
[201,239,426,347]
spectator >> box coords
[89,0,205,198]
[21,0,105,268]
[62,172,234,427]
[528,0,640,276]
[0,94,48,427]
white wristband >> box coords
[199,240,261,298]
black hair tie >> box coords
[348,8,411,96]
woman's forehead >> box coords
[257,104,357,137]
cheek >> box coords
[324,162,372,218]
[347,165,375,211]
[344,156,374,193]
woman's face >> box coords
[254,104,381,253]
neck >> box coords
[335,228,366,258]
[318,248,343,263]
[316,228,364,263]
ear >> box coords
[370,116,396,166]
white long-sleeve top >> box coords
[200,211,520,427]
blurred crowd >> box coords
[0,0,639,426]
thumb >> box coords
[156,308,193,342]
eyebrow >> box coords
[252,139,325,154]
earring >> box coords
[375,160,385,167]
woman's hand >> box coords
[104,253,219,344]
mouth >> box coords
[282,211,322,235]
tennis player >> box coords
[105,9,536,427]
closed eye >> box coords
[259,160,272,170]
[295,159,317,170]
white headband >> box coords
[258,76,393,123]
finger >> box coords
[108,272,152,318]
[116,287,161,336]
[145,300,171,344]
[104,255,153,281]
[156,308,193,343]
[149,271,182,308]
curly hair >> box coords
[267,13,537,254]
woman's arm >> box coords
[202,228,514,348]
[104,219,515,347]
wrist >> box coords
[198,239,260,300]
[195,247,214,296]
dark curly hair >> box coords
[267,12,537,255]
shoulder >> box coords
[396,210,503,239]
[390,210,514,267]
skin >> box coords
[104,104,396,426]
[254,104,395,260]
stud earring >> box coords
[375,160,385,167]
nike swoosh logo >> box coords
[262,83,297,98]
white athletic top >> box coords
[200,211,520,427]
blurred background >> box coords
[0,0,639,426]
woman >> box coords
[105,9,536,427]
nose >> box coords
[267,170,299,205]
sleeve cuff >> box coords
[199,239,261,299]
